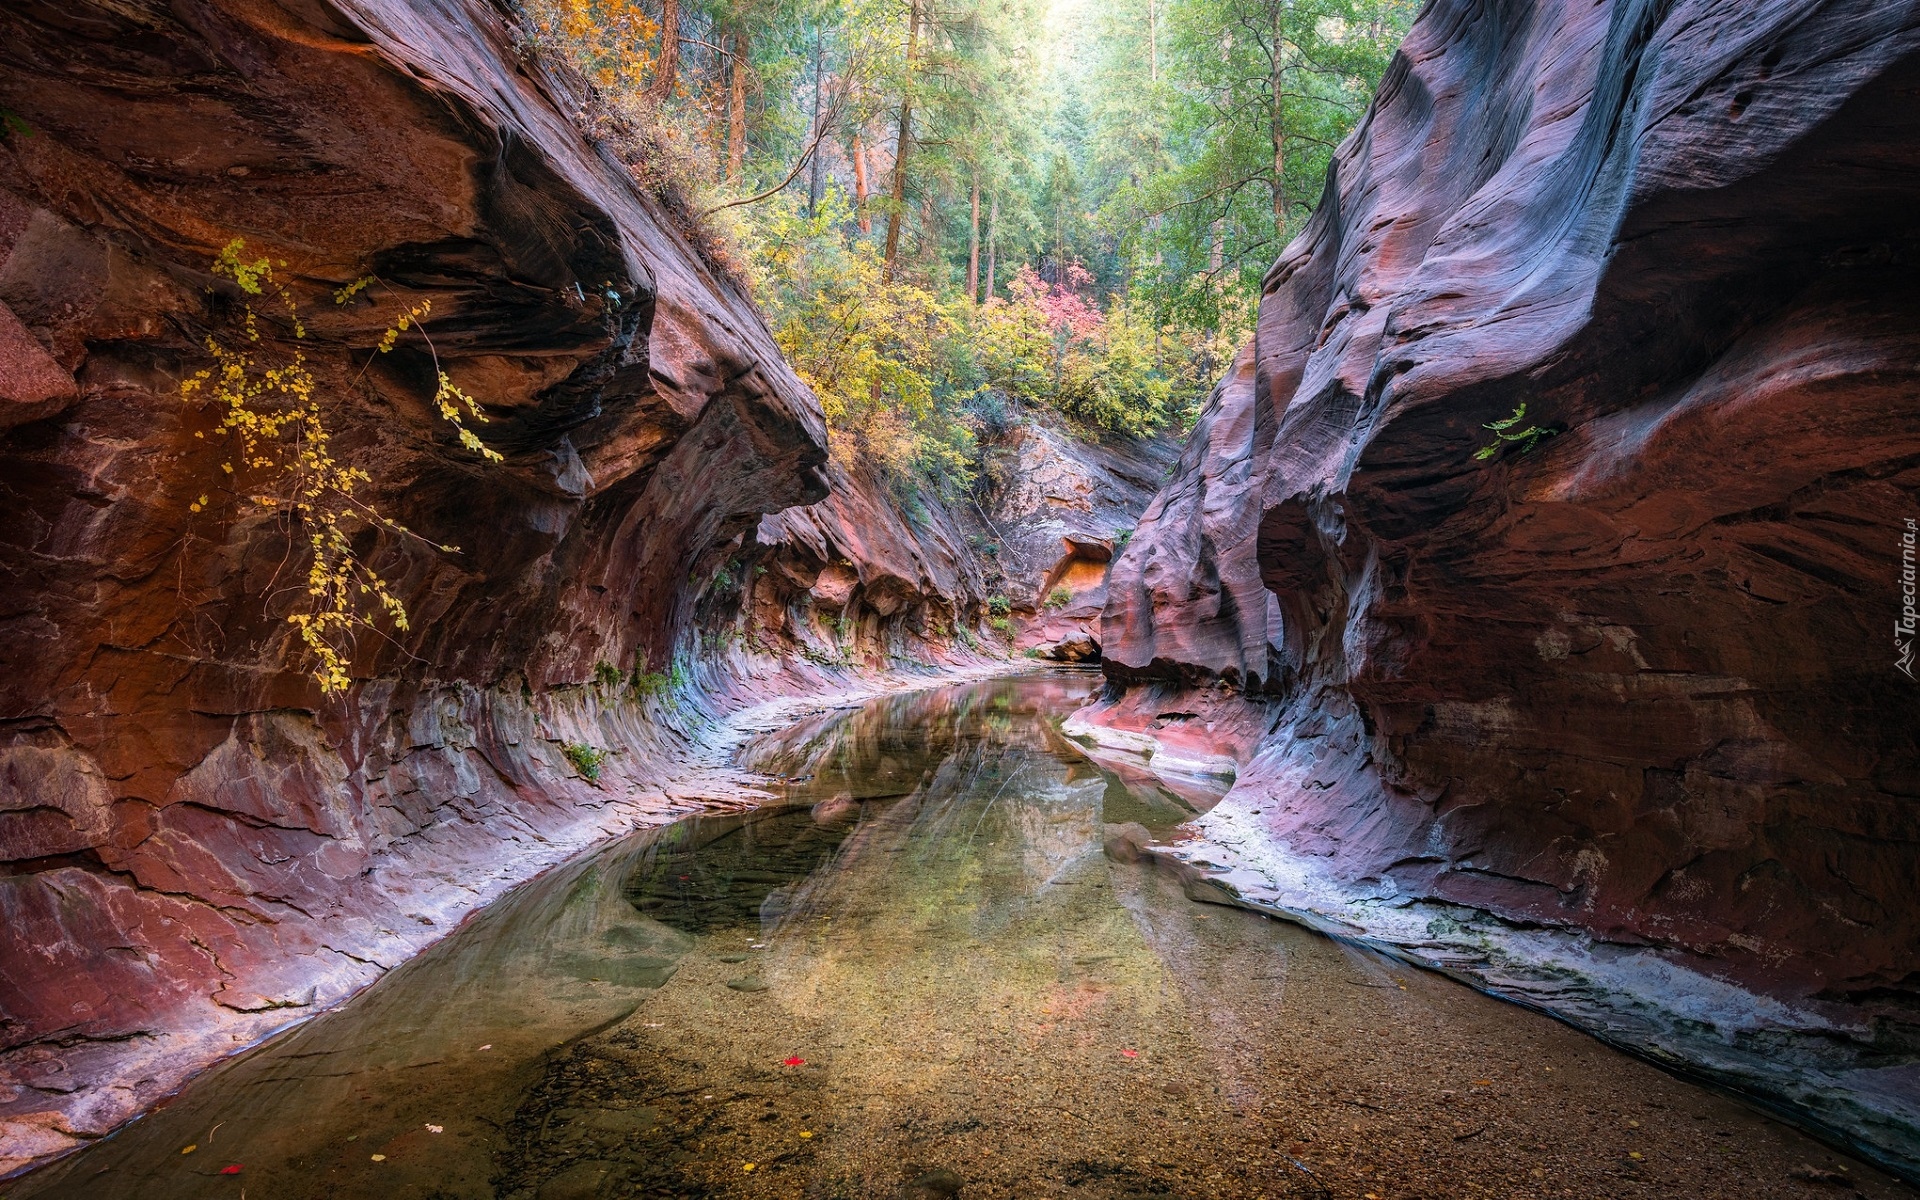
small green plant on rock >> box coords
[630,657,690,702]
[989,616,1013,634]
[1474,403,1556,461]
[987,595,1012,618]
[592,660,623,688]
[1044,586,1072,610]
[562,741,607,782]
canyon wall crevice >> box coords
[1085,0,1920,1174]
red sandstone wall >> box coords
[1094,0,1920,1137]
[0,0,991,1171]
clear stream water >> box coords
[7,673,1902,1200]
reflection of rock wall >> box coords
[0,0,985,1172]
[1086,0,1920,1173]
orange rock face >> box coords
[1094,0,1920,1173]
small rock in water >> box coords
[1102,822,1153,864]
[902,1166,964,1199]
[1046,632,1099,663]
[726,976,769,992]
[716,954,749,963]
[811,791,860,823]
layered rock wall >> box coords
[0,0,991,1171]
[974,420,1178,658]
[1089,0,1920,1172]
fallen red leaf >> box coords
[782,1056,806,1067]
[1121,1049,1139,1059]
[220,1164,243,1175]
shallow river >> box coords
[8,673,1903,1199]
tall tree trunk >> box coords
[650,0,680,106]
[1148,0,1158,83]
[807,30,826,215]
[882,0,922,281]
[1270,0,1288,236]
[985,193,997,299]
[727,30,749,185]
[966,169,981,303]
[852,132,872,232]
[1055,198,1066,285]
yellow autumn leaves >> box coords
[180,239,500,694]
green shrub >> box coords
[989,616,1013,634]
[1044,586,1072,610]
[562,742,607,782]
[1474,403,1556,461]
[987,594,1012,618]
[592,660,623,688]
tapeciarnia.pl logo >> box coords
[1900,517,1917,680]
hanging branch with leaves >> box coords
[181,239,502,694]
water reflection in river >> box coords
[8,671,1900,1200]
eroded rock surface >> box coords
[1085,0,1920,1174]
[0,0,993,1172]
[976,419,1177,658]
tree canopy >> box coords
[520,0,1417,487]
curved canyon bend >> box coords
[2,0,1917,1195]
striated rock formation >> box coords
[974,419,1178,659]
[1086,0,1920,1174]
[727,453,989,672]
[1101,347,1281,690]
[0,0,992,1172]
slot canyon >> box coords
[0,0,1915,1196]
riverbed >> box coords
[7,672,1903,1199]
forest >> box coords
[523,0,1419,488]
